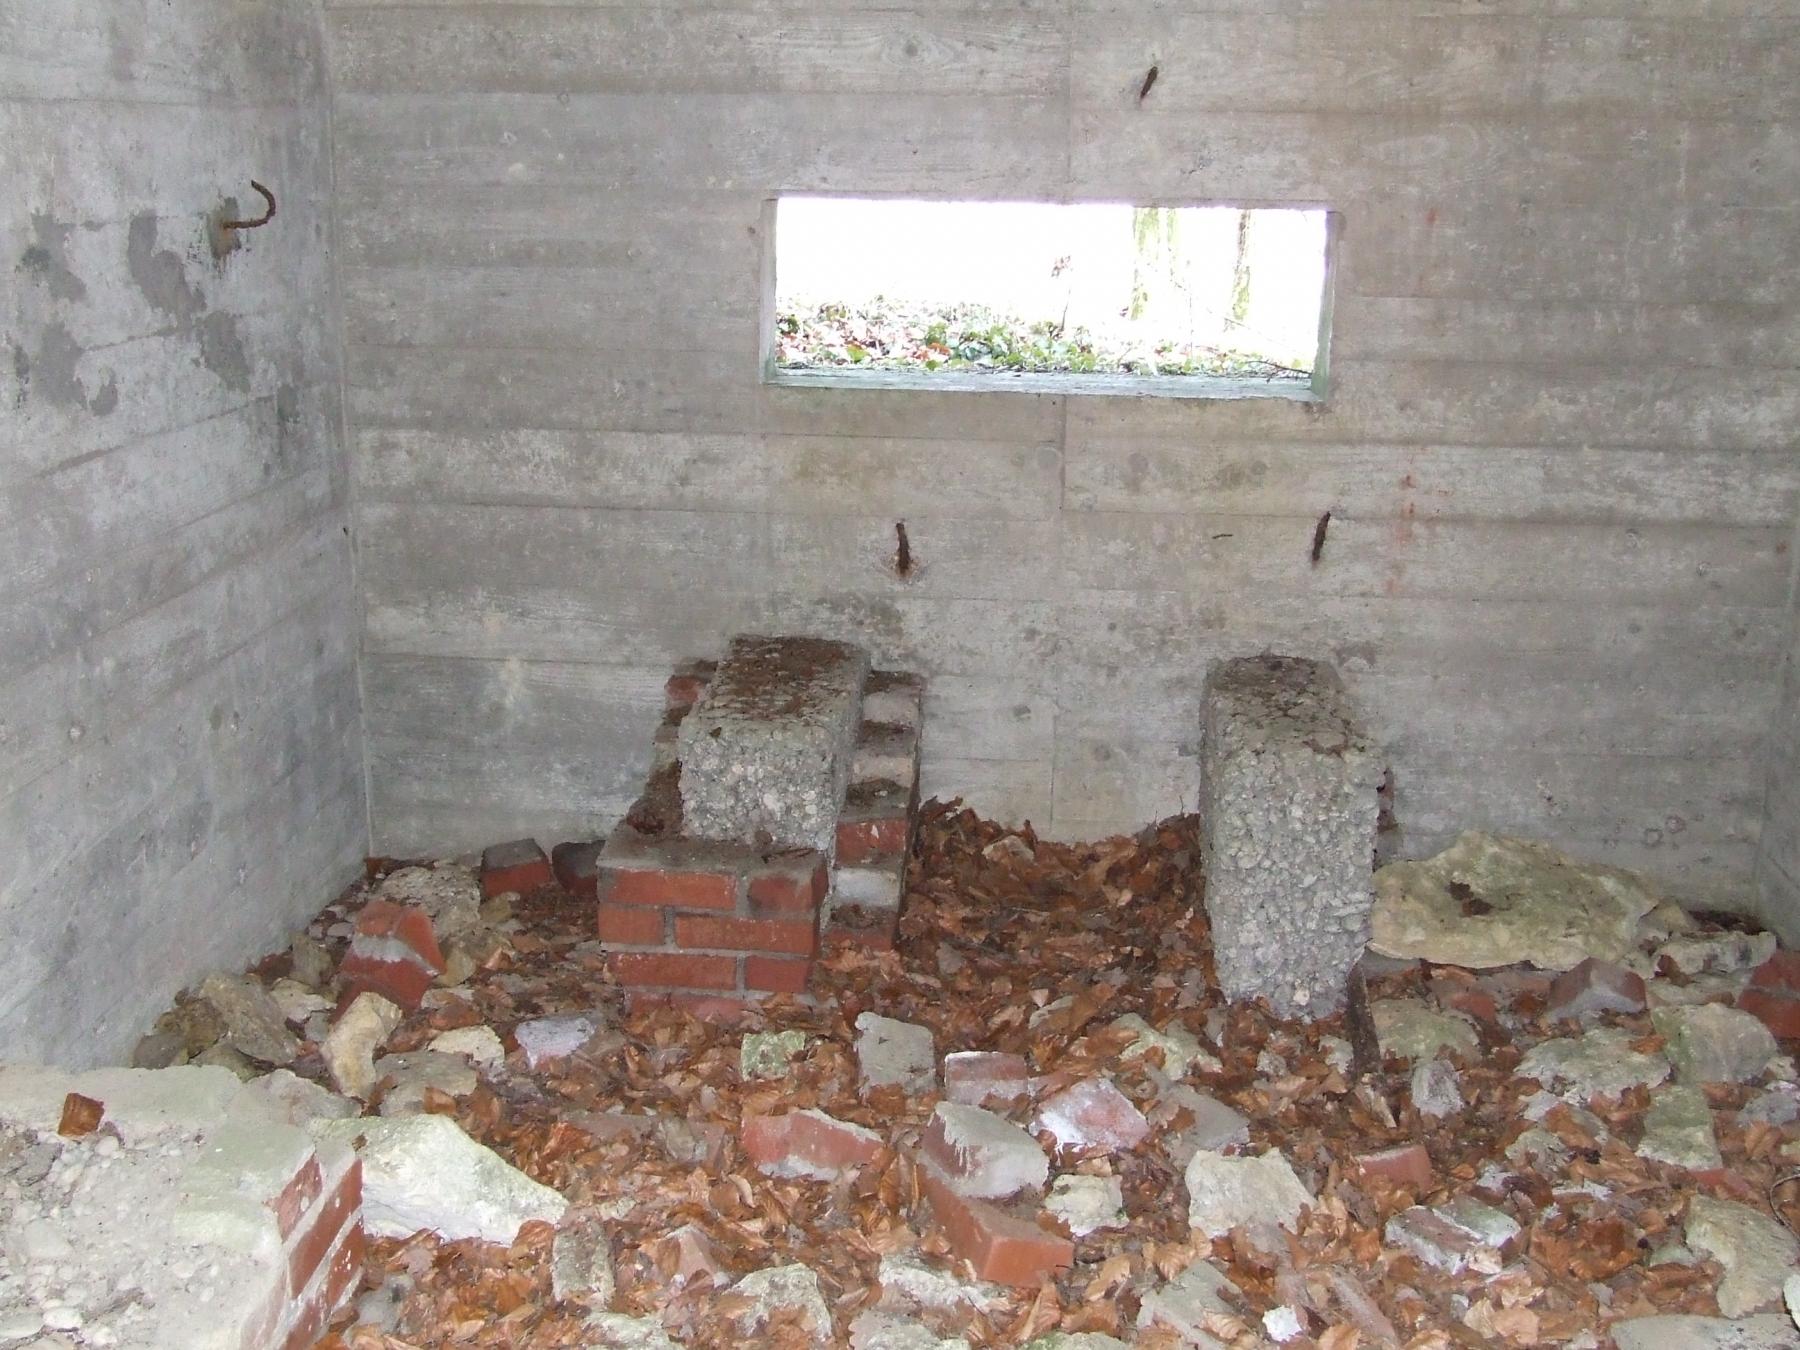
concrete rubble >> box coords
[17,803,1800,1347]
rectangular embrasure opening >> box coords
[762,196,1337,401]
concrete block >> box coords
[677,635,870,852]
[1199,655,1380,1019]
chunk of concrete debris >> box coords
[1263,1306,1306,1342]
[1517,1027,1670,1101]
[515,1013,602,1069]
[194,1041,259,1080]
[1032,1077,1149,1154]
[943,1051,1031,1108]
[428,1024,506,1073]
[314,1112,566,1244]
[922,1103,1047,1200]
[1137,1260,1245,1346]
[729,1263,834,1343]
[1385,1197,1520,1275]
[551,1211,616,1305]
[130,1029,188,1069]
[1022,1336,1132,1350]
[374,1050,479,1116]
[1109,1014,1219,1077]
[849,1310,971,1350]
[1411,1058,1465,1120]
[268,978,333,1026]
[1653,1004,1779,1085]
[235,1068,357,1128]
[741,1029,810,1080]
[1612,1315,1800,1350]
[856,1013,936,1095]
[1370,831,1660,970]
[1045,1174,1125,1237]
[1184,1149,1313,1239]
[1544,958,1648,1022]
[1685,1196,1800,1317]
[1148,1077,1250,1169]
[377,862,483,940]
[1657,931,1779,977]
[875,1250,1009,1318]
[582,1313,683,1349]
[741,1109,884,1182]
[342,899,446,1010]
[197,974,300,1067]
[1371,998,1479,1062]
[1636,1083,1722,1171]
[322,991,404,1099]
[290,930,334,989]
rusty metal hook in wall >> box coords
[220,181,277,233]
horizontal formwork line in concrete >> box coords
[342,344,1800,453]
[319,0,1799,16]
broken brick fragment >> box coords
[914,1156,1073,1288]
[1543,958,1647,1023]
[741,1109,883,1181]
[340,900,445,1010]
[1739,952,1800,1039]
[57,1092,104,1138]
[1032,1077,1149,1154]
[480,838,552,898]
[942,1051,1032,1109]
[551,840,602,900]
[1354,1142,1434,1190]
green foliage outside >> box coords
[774,297,1309,381]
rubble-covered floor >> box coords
[149,804,1800,1349]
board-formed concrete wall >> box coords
[1,0,367,1064]
[327,0,1799,906]
[1757,518,1800,944]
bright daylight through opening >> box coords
[772,197,1332,393]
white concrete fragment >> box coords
[322,992,403,1099]
[1045,1174,1125,1236]
[516,1014,601,1068]
[428,1025,507,1073]
[1686,1196,1800,1317]
[730,1263,833,1344]
[1184,1149,1313,1239]
[855,1014,936,1095]
[314,1113,566,1244]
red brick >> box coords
[57,1093,103,1138]
[1543,958,1646,1022]
[552,840,602,900]
[280,1222,365,1350]
[915,1157,1073,1287]
[1355,1143,1434,1190]
[481,838,553,898]
[744,955,812,994]
[741,1109,884,1180]
[1430,977,1499,1025]
[676,913,817,956]
[608,951,737,991]
[339,954,437,1011]
[266,1154,324,1241]
[836,815,910,865]
[288,1159,361,1297]
[1738,986,1800,1040]
[604,867,737,911]
[943,1052,1031,1109]
[747,859,829,914]
[352,900,444,970]
[597,903,666,946]
[1750,951,1800,992]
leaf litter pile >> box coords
[288,802,1798,1350]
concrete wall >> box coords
[1,0,366,1065]
[328,0,1799,905]
[1758,517,1800,944]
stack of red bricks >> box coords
[593,653,924,1010]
